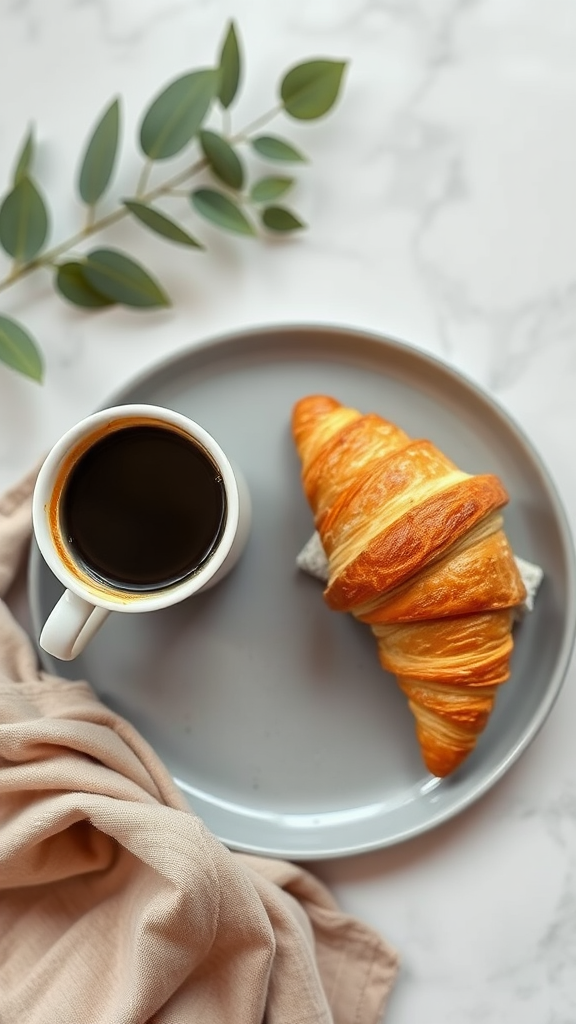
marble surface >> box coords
[1,1,576,1020]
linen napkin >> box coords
[0,470,399,1024]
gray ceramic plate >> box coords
[29,325,576,859]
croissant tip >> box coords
[420,741,475,778]
[291,394,341,423]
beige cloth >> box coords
[0,471,398,1024]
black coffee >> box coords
[60,424,227,591]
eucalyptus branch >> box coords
[0,153,212,293]
[0,21,347,382]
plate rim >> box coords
[28,322,576,858]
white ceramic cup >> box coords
[32,404,251,661]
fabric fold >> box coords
[0,470,398,1024]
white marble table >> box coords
[1,2,575,1021]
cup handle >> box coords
[39,589,110,661]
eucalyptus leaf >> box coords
[281,60,347,120]
[261,206,305,232]
[191,188,255,236]
[78,98,120,205]
[56,261,116,308]
[199,130,244,189]
[218,21,240,109]
[250,176,293,204]
[139,69,219,160]
[82,248,170,308]
[0,176,48,262]
[0,314,43,381]
[251,135,307,163]
[124,200,204,248]
[13,127,34,185]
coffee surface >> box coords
[61,425,226,590]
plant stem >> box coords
[232,103,283,142]
[136,158,153,198]
[85,205,96,231]
[0,104,282,297]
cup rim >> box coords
[32,404,241,611]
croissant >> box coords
[291,394,527,777]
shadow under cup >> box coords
[46,414,235,602]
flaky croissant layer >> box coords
[292,394,527,777]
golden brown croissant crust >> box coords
[291,393,527,778]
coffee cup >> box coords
[32,404,251,661]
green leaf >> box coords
[199,130,244,189]
[281,60,347,120]
[251,135,307,163]
[82,248,170,308]
[13,127,34,185]
[123,200,204,248]
[191,188,255,236]
[78,98,120,205]
[0,314,43,381]
[250,176,294,203]
[218,21,240,109]
[0,176,49,262]
[261,206,306,232]
[56,261,116,308]
[139,69,219,160]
